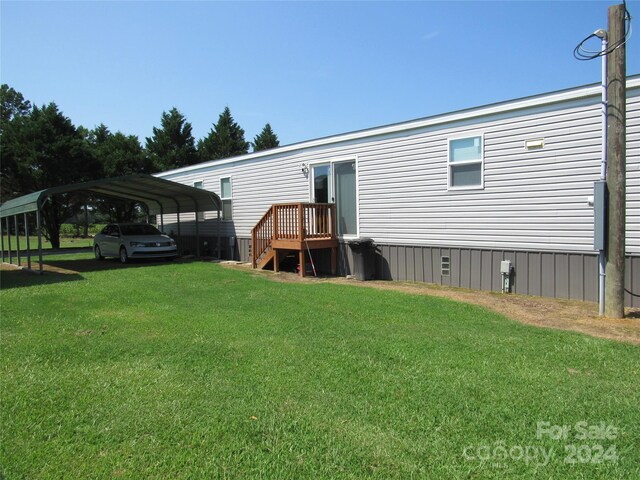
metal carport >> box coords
[0,174,222,274]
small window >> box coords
[220,177,232,220]
[193,181,204,221]
[449,136,483,189]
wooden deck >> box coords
[251,203,338,276]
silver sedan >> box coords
[94,223,178,263]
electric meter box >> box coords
[500,260,511,275]
[593,181,607,251]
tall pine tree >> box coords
[1,84,31,134]
[146,108,198,171]
[198,107,249,161]
[89,124,152,177]
[86,124,154,222]
[252,123,279,152]
[1,101,96,247]
[0,84,32,199]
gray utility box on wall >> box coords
[593,181,607,251]
[500,259,512,293]
[500,260,511,275]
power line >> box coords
[573,1,632,60]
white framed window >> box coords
[448,135,484,190]
[220,177,232,220]
[193,181,204,221]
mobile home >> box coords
[156,76,640,307]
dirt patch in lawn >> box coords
[222,262,640,345]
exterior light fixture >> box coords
[525,138,545,150]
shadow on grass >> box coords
[44,257,185,273]
[1,257,201,290]
[2,246,93,257]
[0,268,84,289]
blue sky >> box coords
[1,1,638,147]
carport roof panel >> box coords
[0,191,43,217]
[0,174,221,218]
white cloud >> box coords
[421,31,440,41]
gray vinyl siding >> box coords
[159,154,309,238]
[160,85,640,256]
[360,95,639,252]
[628,94,640,252]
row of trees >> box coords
[146,106,279,171]
[0,83,280,247]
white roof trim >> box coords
[156,76,640,178]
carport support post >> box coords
[7,217,13,264]
[83,203,89,237]
[15,215,21,266]
[25,213,31,270]
[159,205,164,233]
[0,217,5,263]
[176,212,182,255]
[142,203,150,224]
[217,209,221,259]
[195,212,200,257]
[36,209,43,275]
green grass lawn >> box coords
[1,256,639,479]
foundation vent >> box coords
[441,256,450,276]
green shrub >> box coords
[59,224,107,237]
[59,224,77,237]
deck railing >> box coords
[251,203,335,267]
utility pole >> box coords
[605,3,626,318]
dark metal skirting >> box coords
[174,235,237,260]
[197,236,640,308]
[353,243,638,308]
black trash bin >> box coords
[348,237,376,281]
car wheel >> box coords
[119,246,129,264]
[94,245,104,260]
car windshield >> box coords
[119,224,162,236]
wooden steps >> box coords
[255,248,275,270]
[251,203,338,277]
